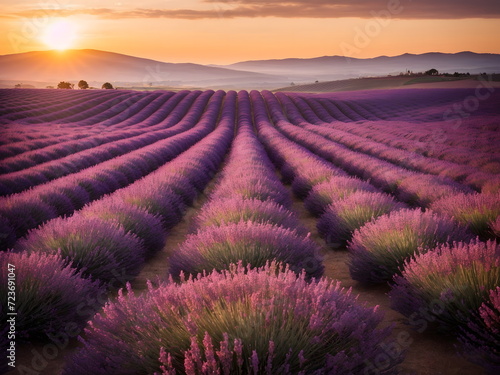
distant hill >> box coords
[275,75,500,93]
[218,52,500,82]
[0,49,285,89]
[1,50,499,90]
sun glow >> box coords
[41,19,77,50]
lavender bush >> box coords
[458,287,500,374]
[0,216,16,251]
[430,192,500,239]
[117,185,186,230]
[63,263,401,375]
[0,196,57,238]
[389,240,500,333]
[304,176,378,216]
[491,216,500,239]
[397,174,473,207]
[0,251,103,341]
[189,197,307,235]
[215,179,292,208]
[16,215,146,284]
[170,222,323,279]
[291,167,344,199]
[317,191,407,247]
[81,199,166,257]
[348,209,472,284]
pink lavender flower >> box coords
[397,174,473,207]
[389,240,500,333]
[491,216,500,239]
[317,191,407,247]
[16,215,146,284]
[304,176,378,216]
[430,192,500,239]
[63,263,400,375]
[458,287,500,374]
[0,216,16,251]
[169,222,323,279]
[189,197,307,235]
[0,195,57,239]
[214,179,292,208]
[348,209,472,284]
[81,198,166,257]
[116,184,186,231]
[0,251,103,341]
[291,167,345,199]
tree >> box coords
[78,80,89,89]
[57,81,74,89]
[425,68,439,76]
[102,82,114,90]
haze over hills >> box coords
[1,49,499,89]
[0,49,284,89]
[218,52,500,82]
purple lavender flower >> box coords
[16,215,146,284]
[317,191,407,248]
[0,195,57,238]
[214,179,292,208]
[491,216,500,239]
[169,222,324,279]
[348,209,473,284]
[81,198,166,257]
[0,216,16,251]
[190,197,307,235]
[63,263,401,375]
[117,185,186,230]
[430,192,500,239]
[291,167,344,199]
[458,287,500,374]
[389,240,500,333]
[397,174,473,207]
[0,251,103,341]
[304,176,378,216]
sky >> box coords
[1,0,500,64]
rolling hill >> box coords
[1,50,499,90]
[0,49,286,89]
[218,52,500,82]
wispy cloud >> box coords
[4,0,500,20]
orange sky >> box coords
[1,1,499,64]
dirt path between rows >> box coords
[289,194,485,375]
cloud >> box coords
[5,0,500,20]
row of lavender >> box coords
[265,90,499,239]
[0,90,235,374]
[300,88,500,160]
[0,91,219,250]
[62,90,402,375]
[0,91,179,169]
[283,93,497,192]
[0,91,202,191]
[254,90,499,373]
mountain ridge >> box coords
[1,49,499,89]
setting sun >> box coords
[41,19,77,50]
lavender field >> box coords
[1,87,499,375]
